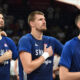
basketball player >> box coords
[59,14,80,80]
[18,11,63,80]
[0,11,18,80]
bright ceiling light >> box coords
[56,0,80,9]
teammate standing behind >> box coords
[0,11,18,80]
[18,11,63,80]
[59,14,80,80]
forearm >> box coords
[20,51,50,74]
[20,45,53,74]
[14,59,18,76]
[0,50,12,62]
[24,56,45,74]
[60,72,80,80]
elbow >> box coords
[60,76,65,80]
[60,77,67,80]
[59,66,69,80]
[59,74,67,80]
[24,67,33,74]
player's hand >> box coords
[17,75,19,80]
[0,31,7,36]
[44,44,53,57]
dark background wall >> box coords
[0,0,80,44]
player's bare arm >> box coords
[0,50,12,63]
[20,44,53,74]
[0,31,7,36]
[60,66,80,80]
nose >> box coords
[43,19,46,23]
[0,19,4,23]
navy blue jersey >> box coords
[0,36,18,80]
[18,33,63,80]
[59,37,80,72]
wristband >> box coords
[42,52,49,60]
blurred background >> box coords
[0,0,80,80]
[0,0,80,44]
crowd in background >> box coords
[0,0,79,45]
[0,0,80,80]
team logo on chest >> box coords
[34,41,44,56]
[35,49,43,56]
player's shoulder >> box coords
[20,33,31,39]
[3,36,15,46]
[64,37,76,47]
[43,35,57,41]
[3,36,13,42]
[19,33,32,42]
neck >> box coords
[31,30,43,40]
[0,29,2,40]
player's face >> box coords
[77,20,80,29]
[0,14,4,29]
[33,14,47,32]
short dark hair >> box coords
[28,11,44,25]
[0,10,4,15]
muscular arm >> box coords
[20,51,45,74]
[14,59,19,80]
[0,50,12,63]
[19,44,53,74]
[59,66,80,80]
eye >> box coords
[39,19,43,21]
[2,17,4,20]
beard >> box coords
[36,27,47,32]
[36,24,47,32]
[0,26,4,31]
[0,21,4,31]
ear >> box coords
[30,21,34,28]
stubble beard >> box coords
[0,25,4,31]
[36,27,47,33]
